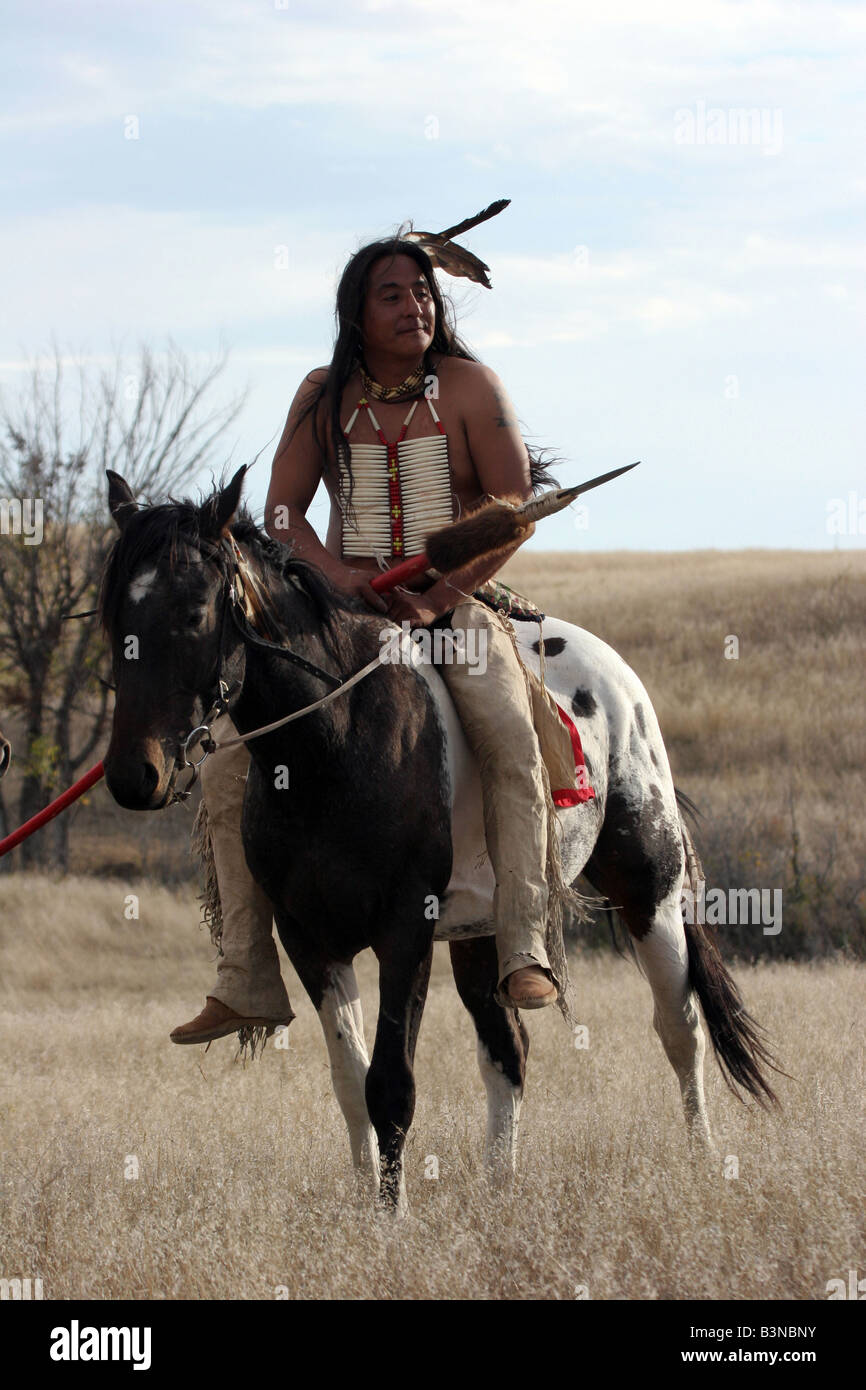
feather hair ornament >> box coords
[404,198,511,288]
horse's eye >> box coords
[185,610,205,630]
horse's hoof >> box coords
[376,1172,409,1219]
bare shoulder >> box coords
[299,365,329,393]
[435,357,510,409]
[287,366,329,418]
[435,356,499,388]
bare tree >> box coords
[0,341,244,869]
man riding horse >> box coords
[172,205,585,1046]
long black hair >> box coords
[291,235,560,496]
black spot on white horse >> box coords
[532,635,567,659]
[628,704,654,759]
[571,687,597,719]
[585,787,683,939]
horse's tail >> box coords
[676,790,783,1109]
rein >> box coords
[210,651,385,749]
[0,526,396,846]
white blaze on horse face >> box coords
[128,567,158,604]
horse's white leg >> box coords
[317,963,380,1191]
[447,939,527,1183]
[631,891,713,1151]
[478,1039,523,1180]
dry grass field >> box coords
[0,550,863,1302]
[0,875,863,1301]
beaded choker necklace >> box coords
[359,360,427,403]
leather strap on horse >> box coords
[229,602,344,690]
[210,651,386,749]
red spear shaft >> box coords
[369,554,430,593]
[0,760,105,858]
[0,549,443,857]
[0,552,420,859]
[0,466,638,857]
[0,557,424,858]
[0,563,421,859]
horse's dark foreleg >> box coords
[366,925,434,1214]
[449,937,528,1179]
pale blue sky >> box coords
[2,0,863,550]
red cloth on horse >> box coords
[471,581,596,809]
[551,704,596,807]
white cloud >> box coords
[727,236,866,273]
[4,0,865,156]
[0,207,343,342]
[1,0,863,549]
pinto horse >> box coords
[100,467,778,1210]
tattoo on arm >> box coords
[493,387,518,429]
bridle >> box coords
[168,533,378,803]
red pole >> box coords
[369,553,430,593]
[0,557,433,859]
[0,761,105,859]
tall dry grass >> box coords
[0,550,863,1300]
[0,875,863,1300]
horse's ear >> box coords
[107,470,138,532]
[202,465,247,537]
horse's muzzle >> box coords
[104,743,173,811]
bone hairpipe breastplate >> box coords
[339,396,454,560]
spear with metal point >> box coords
[370,461,640,594]
[0,462,638,857]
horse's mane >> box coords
[99,496,355,641]
[229,512,356,634]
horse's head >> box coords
[100,467,248,810]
